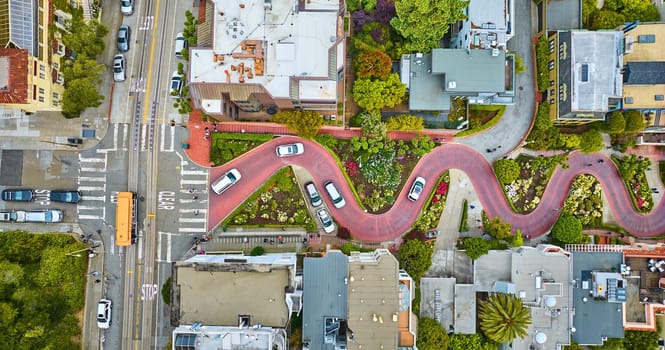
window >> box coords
[625,97,633,104]
[550,80,555,86]
[581,64,589,82]
[637,34,656,43]
[40,64,45,71]
[56,73,63,84]
[38,96,45,103]
[53,62,59,70]
[52,92,59,99]
[39,72,45,79]
[57,43,65,55]
[550,99,555,104]
[52,99,59,107]
[548,61,554,70]
[38,88,45,95]
[656,95,664,101]
[549,40,555,53]
[464,34,467,41]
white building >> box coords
[450,0,514,51]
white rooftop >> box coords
[190,0,340,100]
[172,325,284,350]
[467,0,512,48]
[184,252,296,266]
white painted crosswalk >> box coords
[160,123,176,152]
[77,153,109,222]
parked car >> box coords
[97,299,112,329]
[2,189,34,201]
[425,229,440,240]
[0,211,17,222]
[50,190,81,203]
[316,208,335,233]
[407,176,426,201]
[117,25,131,52]
[170,71,183,97]
[120,0,134,15]
[304,182,322,207]
[67,137,83,145]
[276,143,304,157]
[324,181,346,208]
[211,169,241,194]
[175,32,188,58]
[14,209,63,223]
[113,54,126,82]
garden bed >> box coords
[503,154,567,213]
[317,134,436,213]
[412,171,450,233]
[457,105,506,137]
[222,167,317,232]
[562,174,603,227]
[210,133,273,166]
[612,154,654,213]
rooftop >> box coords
[467,0,511,49]
[567,30,624,113]
[302,251,348,350]
[0,48,29,104]
[571,251,625,345]
[189,0,340,100]
[623,22,665,62]
[624,62,665,85]
[346,249,400,350]
[172,253,297,328]
[172,324,286,350]
[546,0,581,31]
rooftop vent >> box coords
[448,81,457,89]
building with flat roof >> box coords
[188,0,344,117]
[0,0,79,113]
[546,30,624,124]
[402,48,514,112]
[618,22,665,144]
[346,249,417,350]
[450,0,514,51]
[566,248,625,345]
[302,251,349,350]
[171,253,300,350]
[474,245,573,350]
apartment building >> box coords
[450,0,514,52]
[188,0,344,118]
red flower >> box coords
[436,182,448,196]
[345,160,359,177]
[431,196,439,204]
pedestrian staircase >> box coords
[81,0,93,20]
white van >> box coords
[211,169,242,194]
[304,182,322,207]
[324,181,346,208]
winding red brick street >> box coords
[202,134,665,242]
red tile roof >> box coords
[0,48,29,104]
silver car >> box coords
[113,54,126,82]
[120,0,134,15]
[170,71,183,97]
[316,208,335,233]
[117,25,130,52]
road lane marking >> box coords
[179,218,206,223]
[78,176,106,182]
[179,227,207,233]
[79,214,103,220]
[180,179,208,185]
[78,186,106,191]
[180,170,208,176]
[81,196,106,201]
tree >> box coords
[606,110,626,134]
[461,237,491,260]
[589,10,626,29]
[449,333,496,350]
[61,74,105,118]
[558,133,581,149]
[161,277,172,305]
[385,114,424,131]
[623,330,659,350]
[354,49,393,80]
[359,111,387,138]
[624,110,646,133]
[479,293,532,344]
[398,239,433,281]
[551,215,583,243]
[391,0,469,53]
[250,246,265,256]
[493,159,520,185]
[508,229,524,247]
[579,130,604,153]
[62,17,108,58]
[270,110,324,139]
[352,73,406,111]
[417,317,449,350]
[485,216,512,241]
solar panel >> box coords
[9,0,36,56]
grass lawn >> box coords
[210,133,273,166]
[222,166,317,232]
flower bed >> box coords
[319,134,436,213]
[412,172,449,232]
[562,174,603,227]
[612,154,654,214]
[222,167,317,232]
[210,133,273,166]
[503,155,567,213]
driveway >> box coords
[207,136,665,242]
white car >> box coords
[97,299,112,329]
[408,176,426,201]
[120,0,134,15]
[211,168,242,194]
[316,208,335,233]
[113,54,126,82]
[276,143,304,157]
[170,71,183,97]
[175,32,188,58]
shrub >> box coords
[250,246,265,256]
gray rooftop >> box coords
[546,0,581,31]
[569,31,623,112]
[624,62,665,85]
[432,49,506,93]
[302,251,348,350]
[407,53,450,111]
[571,252,625,345]
[420,278,456,333]
[454,284,477,334]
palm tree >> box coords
[479,292,532,344]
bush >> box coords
[461,237,491,260]
[161,277,172,305]
[494,159,521,185]
[250,246,265,256]
[552,216,583,243]
[535,35,550,91]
